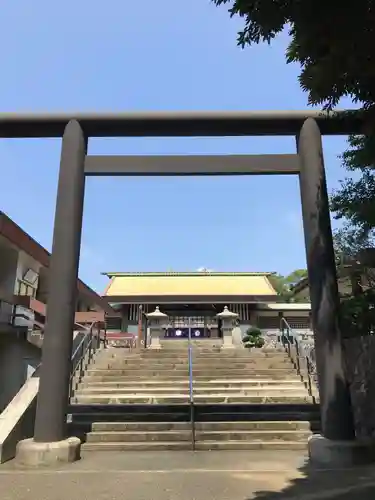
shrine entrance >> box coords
[2,109,361,452]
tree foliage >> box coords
[331,135,375,241]
[269,269,307,302]
[213,1,375,334]
[213,1,375,110]
[213,0,375,241]
[333,226,374,263]
[332,228,375,337]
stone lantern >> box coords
[216,306,239,349]
[146,306,168,350]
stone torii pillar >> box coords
[16,120,86,466]
[297,118,374,467]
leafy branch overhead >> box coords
[269,269,307,302]
[213,0,375,241]
[213,1,375,110]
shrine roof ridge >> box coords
[102,271,275,277]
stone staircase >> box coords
[69,339,320,451]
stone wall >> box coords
[344,335,375,439]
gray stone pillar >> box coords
[16,120,86,467]
[217,306,239,349]
[146,306,168,349]
[297,118,365,468]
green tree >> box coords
[330,136,375,242]
[269,269,307,301]
[212,0,375,244]
[243,326,265,348]
[333,225,373,264]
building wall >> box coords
[0,333,41,412]
[255,310,311,328]
[0,330,89,414]
[0,244,19,323]
[37,269,96,313]
[107,304,311,337]
[343,335,375,439]
[12,251,41,329]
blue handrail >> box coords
[187,320,195,450]
[188,344,194,404]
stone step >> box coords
[76,387,308,396]
[96,366,293,374]
[144,348,287,354]
[102,357,292,365]
[73,394,313,404]
[103,356,291,363]
[85,368,297,377]
[91,420,315,432]
[86,430,191,442]
[140,352,288,359]
[80,379,303,388]
[81,441,307,451]
[82,442,193,451]
[194,441,307,451]
[86,429,310,443]
[92,421,192,431]
[103,361,292,369]
[195,430,311,442]
[83,373,300,382]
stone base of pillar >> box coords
[308,434,375,468]
[16,437,81,467]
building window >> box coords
[284,316,311,330]
[17,280,36,298]
[172,316,205,327]
[106,316,122,331]
[257,316,280,330]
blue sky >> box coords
[0,1,353,292]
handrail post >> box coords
[188,318,195,451]
[306,356,316,398]
[280,318,317,397]
[88,325,93,362]
[295,338,301,375]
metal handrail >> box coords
[187,320,195,451]
[279,317,317,399]
[69,321,102,397]
[30,320,103,388]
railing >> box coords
[28,320,104,389]
[104,334,136,349]
[279,317,318,399]
[187,322,196,451]
[69,321,103,398]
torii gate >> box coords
[0,109,365,466]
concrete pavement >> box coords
[1,450,375,499]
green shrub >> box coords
[243,326,265,348]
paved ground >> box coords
[1,450,375,500]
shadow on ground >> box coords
[247,459,375,500]
[1,451,375,500]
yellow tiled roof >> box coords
[103,272,277,297]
